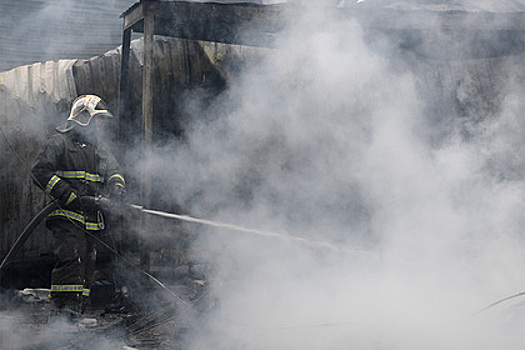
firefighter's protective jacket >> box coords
[31,129,125,231]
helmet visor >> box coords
[92,99,114,119]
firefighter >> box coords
[31,95,125,315]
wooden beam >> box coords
[118,28,132,149]
[122,1,288,47]
[123,2,145,31]
[140,0,155,272]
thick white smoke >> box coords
[140,1,525,349]
[1,0,524,349]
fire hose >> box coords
[94,196,357,254]
[0,202,58,281]
[0,196,351,283]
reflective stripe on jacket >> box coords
[50,284,90,296]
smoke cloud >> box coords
[139,1,525,349]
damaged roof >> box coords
[350,0,525,13]
[2,0,523,73]
[335,0,525,32]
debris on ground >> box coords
[0,271,214,350]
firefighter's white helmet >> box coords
[57,95,114,133]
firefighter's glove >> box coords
[110,185,126,202]
[108,185,125,217]
[80,196,100,212]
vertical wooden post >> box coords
[140,0,155,272]
[118,28,132,155]
[117,27,132,255]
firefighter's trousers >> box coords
[50,220,96,311]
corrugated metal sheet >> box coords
[0,0,136,72]
[120,0,525,11]
[354,0,525,12]
[0,60,78,261]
